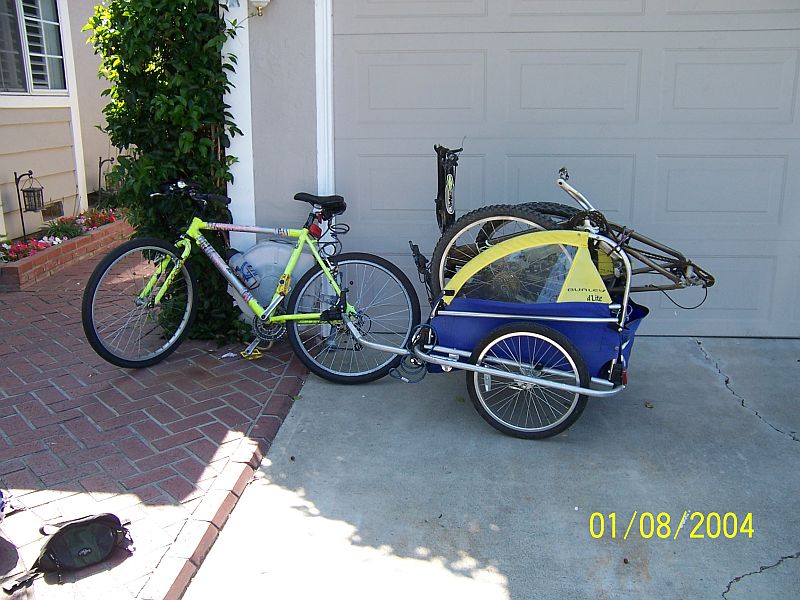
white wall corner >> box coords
[223,2,257,249]
[58,0,88,212]
[0,196,6,238]
[315,0,334,195]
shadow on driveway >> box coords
[186,336,800,599]
[0,256,306,598]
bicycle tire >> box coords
[429,205,558,299]
[82,238,198,368]
[466,322,589,439]
[286,252,421,384]
[524,202,581,225]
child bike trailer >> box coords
[417,229,649,439]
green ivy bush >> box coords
[86,0,244,340]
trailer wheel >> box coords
[466,322,589,439]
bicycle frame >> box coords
[142,217,348,325]
[558,176,714,292]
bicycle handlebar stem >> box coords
[557,178,596,212]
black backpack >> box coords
[2,513,133,593]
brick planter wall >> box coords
[0,219,134,292]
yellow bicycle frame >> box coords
[140,217,352,325]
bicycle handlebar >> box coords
[150,181,231,206]
[434,144,463,153]
[434,144,463,166]
[557,178,595,212]
[191,191,231,206]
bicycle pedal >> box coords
[241,338,275,360]
[241,347,263,360]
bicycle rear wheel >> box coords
[82,238,197,368]
[286,252,421,384]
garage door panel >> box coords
[334,8,800,336]
[665,0,800,16]
[632,139,800,243]
[506,153,634,221]
[661,49,799,124]
[334,0,800,34]
[496,139,799,242]
[351,50,487,125]
[636,243,797,336]
[653,155,787,226]
[349,151,488,219]
[341,0,489,20]
[336,137,799,244]
[508,50,642,123]
[336,32,800,141]
[509,0,644,17]
[656,255,774,315]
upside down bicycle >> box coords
[417,145,714,301]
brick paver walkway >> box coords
[0,254,306,599]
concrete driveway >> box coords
[185,337,799,599]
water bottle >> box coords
[228,250,260,289]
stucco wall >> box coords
[68,0,115,194]
[0,107,78,240]
[249,0,317,230]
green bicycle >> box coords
[81,182,421,383]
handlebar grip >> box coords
[192,192,231,206]
[434,144,463,155]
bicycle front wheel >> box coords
[286,252,421,384]
[82,238,198,368]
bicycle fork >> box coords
[137,239,193,307]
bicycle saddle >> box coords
[294,192,346,217]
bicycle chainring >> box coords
[566,210,609,233]
[252,311,286,341]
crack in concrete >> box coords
[693,339,799,443]
[721,551,800,599]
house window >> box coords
[0,0,66,93]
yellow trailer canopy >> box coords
[442,230,612,305]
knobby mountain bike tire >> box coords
[82,238,198,368]
[524,201,581,224]
[286,252,421,384]
[429,205,559,299]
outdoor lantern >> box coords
[14,170,45,241]
[250,0,271,16]
[22,182,45,212]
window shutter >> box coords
[0,0,26,92]
[22,0,65,90]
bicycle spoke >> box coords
[85,242,194,367]
[473,330,582,435]
[288,256,418,381]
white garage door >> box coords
[332,0,800,336]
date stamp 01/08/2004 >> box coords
[589,512,754,541]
